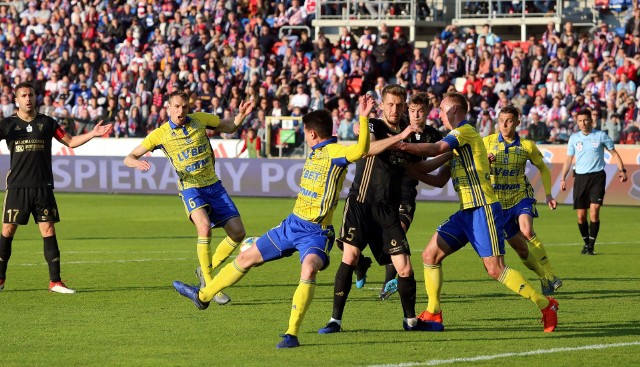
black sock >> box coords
[578,222,589,246]
[589,221,600,249]
[384,264,397,284]
[397,273,417,319]
[43,235,61,282]
[0,235,14,280]
[331,262,355,320]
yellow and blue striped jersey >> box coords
[293,137,358,225]
[483,133,552,209]
[441,121,498,210]
[141,112,220,190]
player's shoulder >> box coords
[483,133,499,144]
[421,125,443,142]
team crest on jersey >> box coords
[576,142,583,151]
[185,137,192,144]
[26,124,32,132]
[14,125,21,130]
[38,123,43,131]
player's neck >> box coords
[17,110,36,122]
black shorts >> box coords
[337,197,410,265]
[2,188,60,225]
[399,201,416,230]
[573,171,606,209]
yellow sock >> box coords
[527,235,555,279]
[196,237,213,285]
[520,251,546,279]
[199,259,248,302]
[285,279,316,336]
[211,236,240,271]
[424,264,442,314]
[498,266,550,309]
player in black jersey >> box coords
[0,83,112,293]
[318,85,448,333]
[378,92,445,300]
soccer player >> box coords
[0,82,113,293]
[484,105,562,295]
[124,90,254,304]
[560,109,627,255]
[318,85,445,334]
[172,95,373,349]
[358,92,444,300]
[396,92,558,332]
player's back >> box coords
[444,122,498,210]
[293,138,351,226]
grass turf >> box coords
[1,193,639,366]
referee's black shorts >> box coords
[573,171,606,209]
[2,188,61,225]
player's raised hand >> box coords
[358,94,375,118]
[92,120,113,137]
[546,194,557,210]
[399,123,422,140]
[238,98,255,117]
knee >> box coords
[396,266,413,278]
[229,228,246,243]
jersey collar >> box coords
[498,132,521,153]
[168,116,191,129]
[312,137,337,150]
[457,119,470,128]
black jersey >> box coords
[400,125,443,203]
[348,118,421,207]
[0,113,66,189]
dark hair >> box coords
[443,92,469,115]
[381,84,407,101]
[576,108,592,121]
[302,109,333,139]
[408,92,430,107]
[14,82,35,93]
[168,90,189,103]
[499,105,520,118]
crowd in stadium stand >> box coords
[0,0,639,158]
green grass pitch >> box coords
[1,193,639,366]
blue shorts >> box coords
[255,214,334,269]
[179,181,240,228]
[437,202,505,258]
[503,198,538,240]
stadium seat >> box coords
[347,77,363,96]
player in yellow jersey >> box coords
[484,105,562,295]
[124,90,254,305]
[397,92,558,332]
[173,95,374,348]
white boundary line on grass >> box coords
[366,341,640,367]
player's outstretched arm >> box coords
[396,140,451,158]
[406,164,451,188]
[57,120,113,148]
[216,98,256,133]
[365,123,422,157]
[344,94,373,162]
[124,144,152,171]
